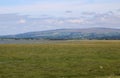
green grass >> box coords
[0,40,120,78]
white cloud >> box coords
[0,10,120,35]
[0,1,120,16]
[67,19,85,24]
[18,19,26,24]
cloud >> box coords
[65,11,73,13]
[0,2,71,15]
[0,0,120,35]
[18,19,26,24]
[0,10,120,35]
[0,0,120,16]
[67,19,85,24]
[81,12,96,16]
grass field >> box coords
[0,40,120,78]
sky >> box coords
[0,0,120,35]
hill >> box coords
[1,28,120,40]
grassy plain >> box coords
[0,40,120,78]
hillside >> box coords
[1,28,120,40]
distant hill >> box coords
[1,28,120,40]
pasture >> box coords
[0,40,120,78]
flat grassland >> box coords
[0,40,120,78]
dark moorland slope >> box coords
[1,28,120,40]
